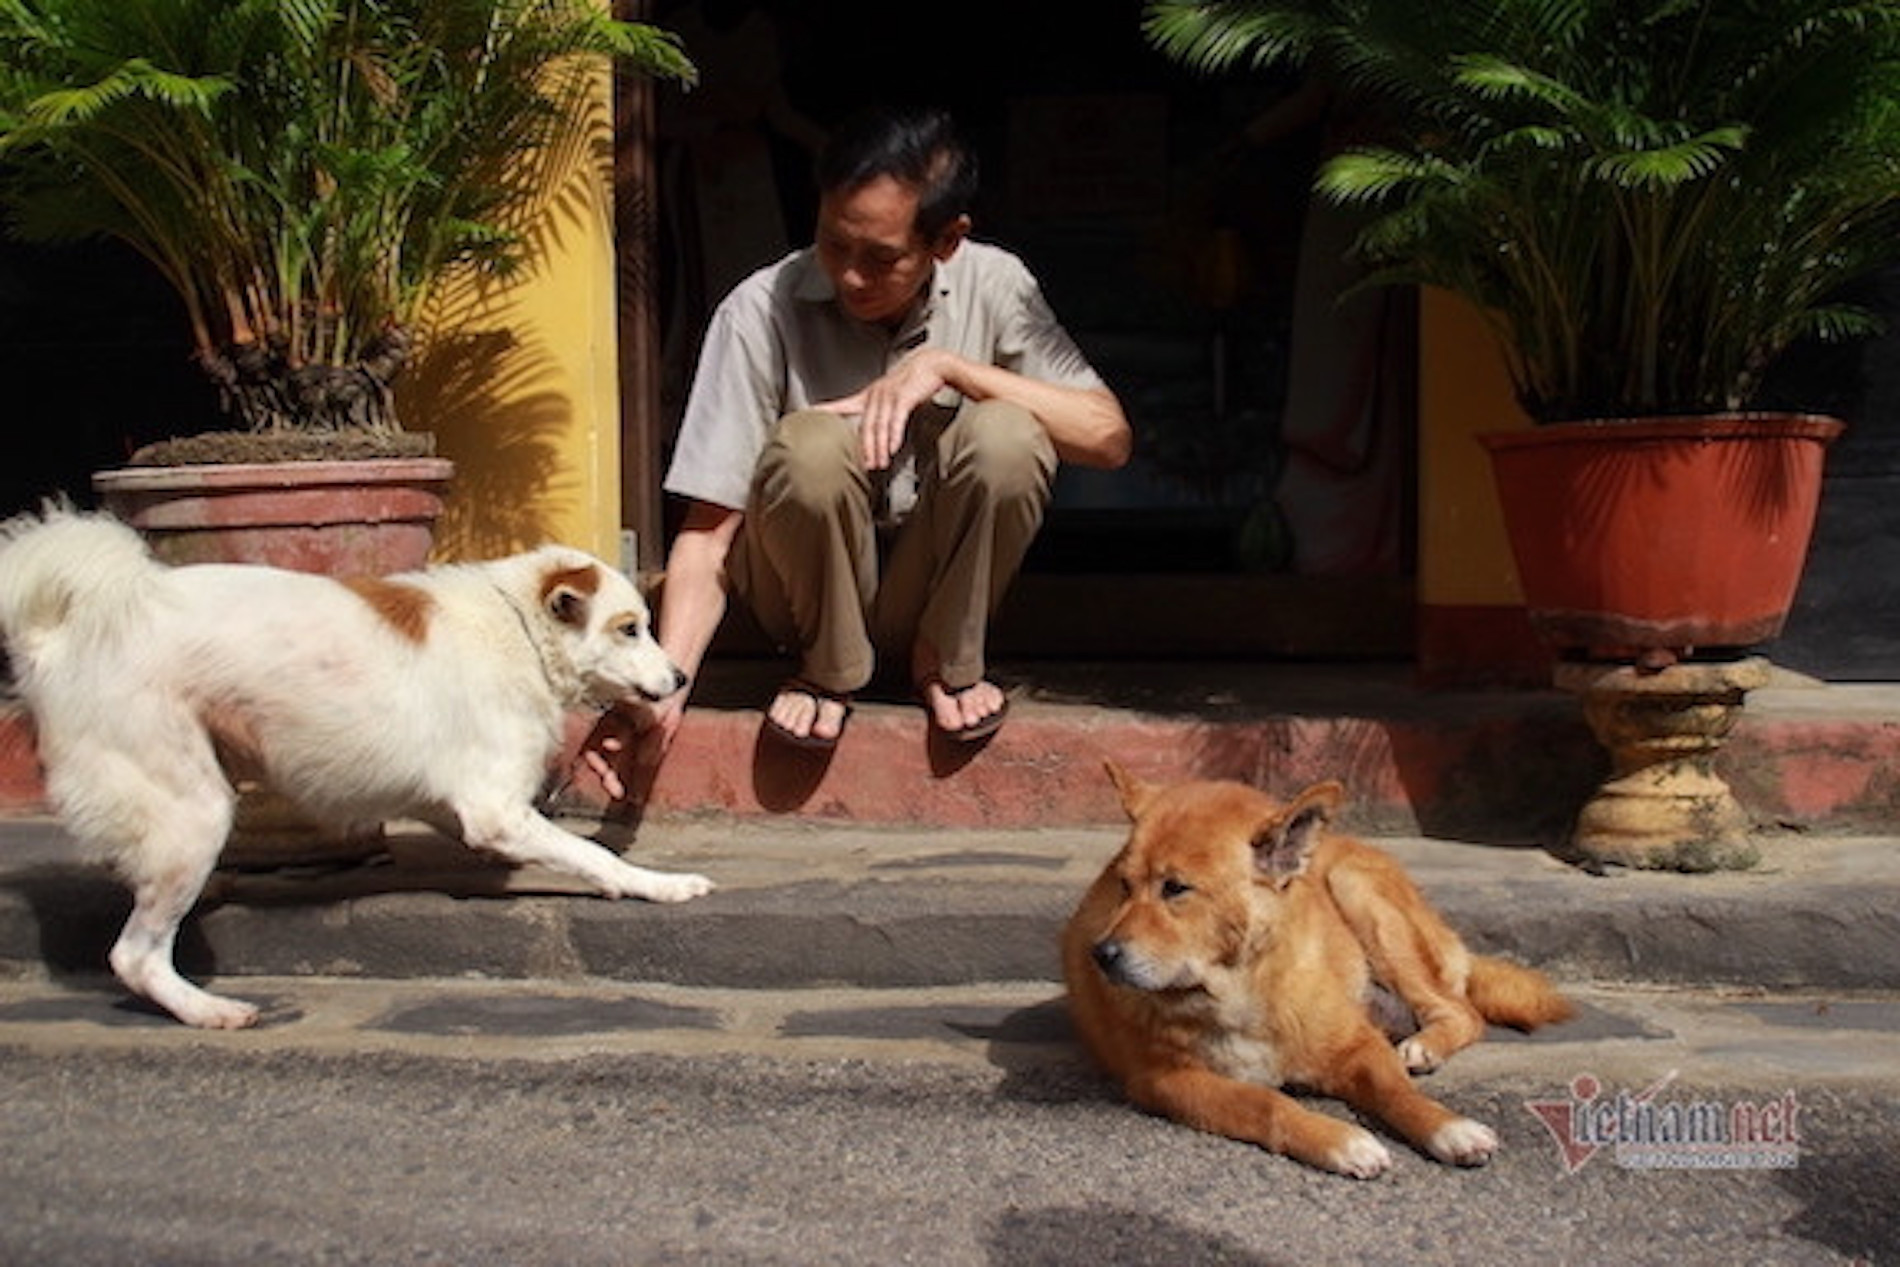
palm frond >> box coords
[1585,126,1747,189]
[0,0,696,433]
[1145,0,1900,419]
[1143,0,1327,75]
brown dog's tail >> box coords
[1467,956,1574,1031]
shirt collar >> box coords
[792,249,947,341]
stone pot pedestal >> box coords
[1554,656,1771,872]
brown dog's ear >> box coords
[1251,781,1345,886]
[1104,761,1158,820]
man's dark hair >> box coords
[815,107,978,242]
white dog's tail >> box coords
[0,504,164,665]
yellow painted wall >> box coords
[397,67,623,564]
[1417,287,1531,606]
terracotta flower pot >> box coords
[92,456,455,575]
[1480,415,1844,660]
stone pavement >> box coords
[3,975,1894,1267]
[1,973,1896,1093]
[1,812,1897,998]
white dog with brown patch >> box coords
[0,505,712,1028]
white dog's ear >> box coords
[546,583,590,627]
[1251,780,1344,886]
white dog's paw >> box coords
[1396,1035,1442,1073]
[125,965,261,1030]
[1428,1117,1499,1167]
[1324,1127,1394,1179]
[618,870,714,903]
[175,993,262,1030]
[654,871,716,902]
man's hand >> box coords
[818,348,952,470]
[580,695,684,802]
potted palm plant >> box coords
[1144,0,1900,665]
[0,0,693,573]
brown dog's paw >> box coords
[1427,1117,1499,1166]
[1397,1035,1442,1073]
[1323,1125,1395,1179]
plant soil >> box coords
[127,430,437,466]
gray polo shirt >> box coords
[663,239,1106,515]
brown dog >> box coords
[1062,765,1573,1178]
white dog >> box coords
[0,505,712,1028]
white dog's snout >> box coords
[635,666,689,702]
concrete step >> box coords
[593,660,1900,837]
[3,659,1897,1005]
[3,815,1898,998]
[4,659,1897,837]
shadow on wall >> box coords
[400,324,577,558]
[1177,706,1600,845]
[396,86,623,559]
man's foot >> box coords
[762,680,853,751]
[919,675,1010,743]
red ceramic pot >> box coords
[93,457,455,575]
[1480,414,1844,659]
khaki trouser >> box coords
[728,399,1056,696]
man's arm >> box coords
[583,500,740,798]
[933,350,1132,468]
[825,346,1133,472]
[647,500,744,746]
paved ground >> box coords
[0,976,1894,1265]
[3,807,1897,1264]
[2,973,1896,1088]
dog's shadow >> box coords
[0,864,312,1024]
[0,835,525,1029]
[4,864,142,980]
[950,995,1122,1110]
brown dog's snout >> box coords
[1092,938,1129,981]
[1091,933,1183,992]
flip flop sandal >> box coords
[919,677,1011,744]
[760,679,853,752]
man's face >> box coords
[815,174,962,328]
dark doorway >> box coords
[645,0,1418,657]
[0,237,220,517]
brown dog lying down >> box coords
[1063,765,1573,1178]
